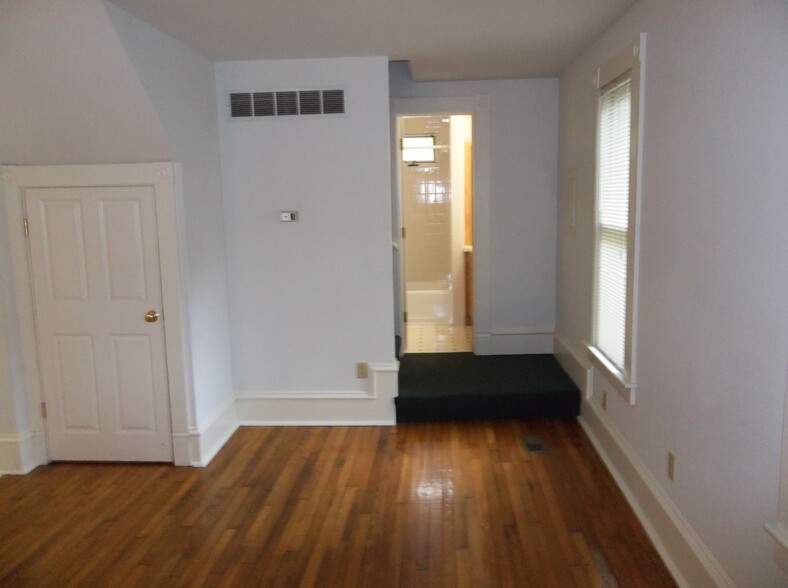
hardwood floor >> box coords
[0,420,675,587]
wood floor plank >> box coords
[0,420,676,587]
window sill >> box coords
[586,344,637,405]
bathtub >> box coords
[406,280,454,324]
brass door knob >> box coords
[144,310,159,323]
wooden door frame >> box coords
[2,163,196,468]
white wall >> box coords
[0,183,22,432]
[0,178,29,470]
[0,0,235,467]
[104,2,235,433]
[0,179,37,472]
[216,57,397,422]
[0,0,172,456]
[556,0,788,585]
[0,0,172,165]
[391,65,559,351]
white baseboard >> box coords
[236,398,396,426]
[172,396,238,467]
[240,420,395,427]
[0,430,46,475]
[237,390,376,400]
[171,432,197,467]
[474,327,554,355]
[236,362,398,426]
[7,364,397,471]
[556,331,732,586]
[195,396,239,467]
[5,370,397,472]
[579,402,734,587]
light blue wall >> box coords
[391,64,560,336]
[106,1,234,428]
[557,0,788,584]
[0,0,234,447]
[216,57,396,399]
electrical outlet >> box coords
[356,362,368,379]
[602,391,608,411]
[667,452,676,481]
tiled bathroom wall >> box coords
[401,116,452,289]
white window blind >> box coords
[594,76,632,371]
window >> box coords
[595,77,632,372]
[401,136,436,163]
[589,34,645,402]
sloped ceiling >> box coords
[107,0,637,80]
[0,0,173,165]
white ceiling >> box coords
[107,0,637,81]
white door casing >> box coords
[26,186,172,461]
[2,164,196,466]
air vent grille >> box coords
[229,89,345,119]
[322,90,345,114]
[299,90,321,115]
[253,92,275,117]
[276,91,298,116]
[230,93,253,118]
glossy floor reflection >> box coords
[0,421,677,586]
[405,324,473,353]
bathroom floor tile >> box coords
[405,324,473,353]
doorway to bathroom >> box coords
[397,113,474,353]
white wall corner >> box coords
[767,358,788,573]
[369,361,399,399]
[172,395,238,467]
[0,431,46,475]
[196,396,239,467]
[554,331,594,399]
[236,361,399,425]
[578,400,735,588]
[765,522,788,574]
[162,164,201,461]
[475,328,554,355]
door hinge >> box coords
[401,227,406,239]
[23,218,29,237]
[41,402,47,419]
[404,311,408,323]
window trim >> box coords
[587,33,646,404]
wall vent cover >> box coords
[299,90,321,115]
[321,90,345,114]
[253,92,275,117]
[230,93,253,118]
[522,435,547,453]
[275,91,298,116]
[229,89,345,118]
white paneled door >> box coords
[26,185,173,461]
